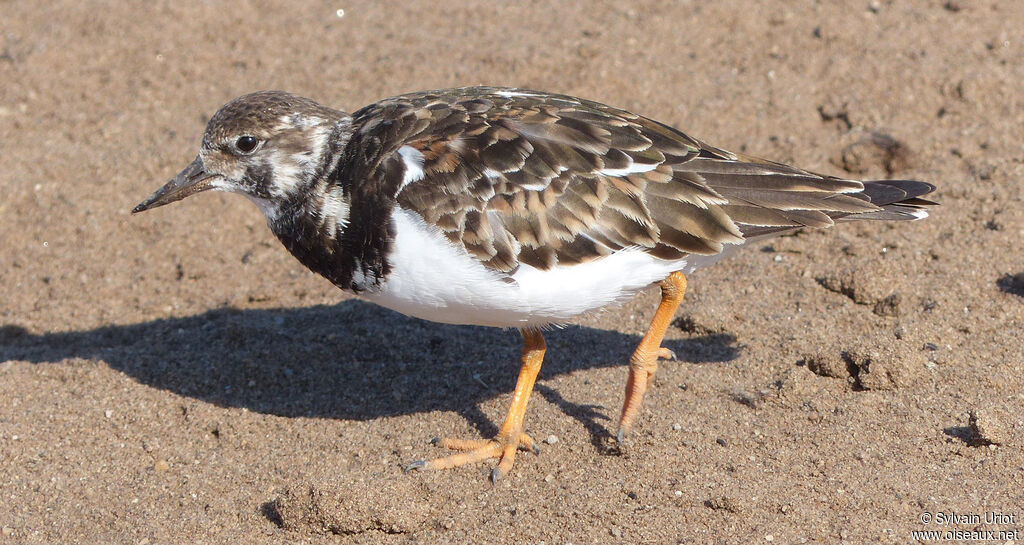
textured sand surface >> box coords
[2,1,1023,543]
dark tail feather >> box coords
[839,179,937,221]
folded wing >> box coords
[350,88,934,275]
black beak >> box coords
[132,156,217,213]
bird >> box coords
[133,87,936,482]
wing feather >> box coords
[340,87,935,276]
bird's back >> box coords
[341,87,934,271]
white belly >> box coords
[361,208,730,328]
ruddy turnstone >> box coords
[133,87,936,481]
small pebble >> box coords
[544,434,559,445]
[716,438,727,447]
[672,423,682,431]
[104,410,112,418]
[765,534,774,542]
[610,527,622,538]
[154,459,170,472]
[943,0,966,12]
[544,474,554,483]
[673,490,683,497]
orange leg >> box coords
[617,271,687,442]
[406,328,546,482]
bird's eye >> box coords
[235,135,259,154]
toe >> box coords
[517,432,540,455]
[435,437,494,451]
[493,441,518,480]
[408,431,539,479]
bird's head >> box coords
[133,91,350,219]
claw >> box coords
[490,468,503,484]
[658,347,677,360]
[517,433,540,455]
[405,460,428,472]
[616,428,626,444]
[429,437,441,445]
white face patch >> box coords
[267,148,304,197]
[266,122,333,199]
[396,145,425,192]
[305,123,331,160]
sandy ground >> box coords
[2,1,1023,543]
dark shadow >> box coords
[678,333,741,364]
[670,315,743,364]
[259,500,284,528]
[533,384,618,454]
[942,426,974,445]
[0,300,740,436]
[997,273,1024,297]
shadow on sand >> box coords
[0,300,739,437]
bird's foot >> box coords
[616,345,678,443]
[405,432,539,483]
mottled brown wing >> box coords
[359,88,897,274]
